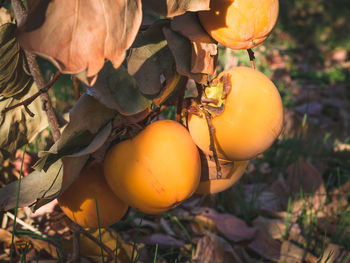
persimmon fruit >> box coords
[196,153,248,194]
[57,161,128,228]
[188,67,283,161]
[198,0,279,49]
[104,120,201,214]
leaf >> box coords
[127,20,176,96]
[35,94,116,171]
[280,240,317,263]
[192,232,241,263]
[88,63,152,115]
[0,7,11,25]
[18,0,142,85]
[171,13,218,75]
[199,208,257,242]
[0,83,48,162]
[141,233,185,248]
[286,158,326,211]
[0,23,33,97]
[143,0,210,17]
[163,27,208,84]
[171,12,215,43]
[247,230,281,261]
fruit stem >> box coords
[203,110,222,179]
[247,49,255,69]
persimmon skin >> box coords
[196,160,248,195]
[188,67,283,161]
[198,0,279,49]
[57,161,128,228]
[104,120,201,214]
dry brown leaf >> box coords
[191,41,217,75]
[18,0,142,85]
[247,230,281,261]
[171,13,217,75]
[0,7,11,25]
[171,12,214,43]
[143,0,210,17]
[286,158,327,211]
[280,240,317,263]
[200,209,257,242]
[163,26,208,84]
[141,233,185,248]
[252,216,300,241]
[319,243,342,263]
[192,232,241,263]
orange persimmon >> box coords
[198,0,279,49]
[58,161,128,228]
[104,120,201,214]
[188,67,283,161]
[196,154,248,194]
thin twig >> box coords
[203,110,222,179]
[69,228,80,263]
[11,0,61,142]
[2,71,61,115]
[175,83,186,123]
[247,49,255,70]
[72,76,80,101]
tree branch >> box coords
[11,0,61,142]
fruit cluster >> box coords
[58,0,283,228]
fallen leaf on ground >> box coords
[248,230,281,261]
[200,208,257,242]
[280,240,317,263]
[192,232,242,263]
[286,158,327,212]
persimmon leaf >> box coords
[171,13,218,75]
[0,23,32,97]
[127,20,176,96]
[88,63,152,115]
[18,0,142,85]
[163,27,208,84]
[143,0,210,17]
[35,94,116,171]
[0,155,89,212]
[0,83,48,162]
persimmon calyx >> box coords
[201,73,231,116]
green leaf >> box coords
[89,63,152,116]
[0,83,48,162]
[127,20,176,96]
[0,23,32,97]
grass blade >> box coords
[95,197,104,263]
[10,146,26,262]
